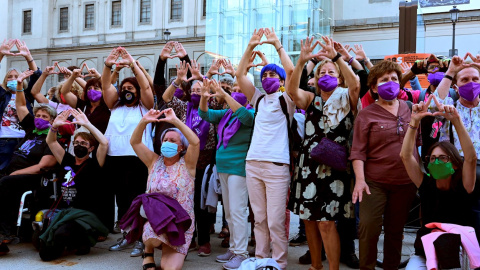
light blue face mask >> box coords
[161,141,179,158]
[7,80,17,92]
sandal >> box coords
[308,266,323,270]
[218,227,230,238]
[142,252,156,270]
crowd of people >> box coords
[0,27,479,270]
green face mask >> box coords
[427,159,455,180]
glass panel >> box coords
[60,7,68,31]
[140,0,151,23]
[85,4,94,29]
[205,0,331,87]
[23,10,32,34]
[171,0,182,20]
[112,1,121,26]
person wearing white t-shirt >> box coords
[235,28,295,270]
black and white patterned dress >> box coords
[289,91,355,221]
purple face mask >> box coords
[190,94,201,107]
[458,82,480,102]
[317,75,338,92]
[377,81,400,101]
[427,72,444,87]
[231,92,247,106]
[87,89,102,102]
[34,118,51,130]
[174,88,184,99]
[261,77,280,94]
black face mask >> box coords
[120,90,137,105]
[74,145,89,158]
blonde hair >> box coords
[2,68,27,90]
[314,59,347,94]
[56,80,83,101]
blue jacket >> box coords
[0,68,41,123]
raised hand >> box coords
[260,27,281,48]
[206,59,222,77]
[299,37,323,64]
[447,55,467,75]
[157,108,179,123]
[247,51,259,69]
[141,109,164,123]
[52,110,73,128]
[0,39,16,56]
[71,69,84,79]
[433,103,460,122]
[351,44,367,61]
[220,59,235,77]
[87,67,101,78]
[317,36,337,60]
[210,79,227,99]
[105,48,121,67]
[201,78,213,98]
[400,62,413,74]
[160,41,175,61]
[334,41,351,61]
[59,66,72,79]
[248,28,264,47]
[176,61,188,82]
[464,52,480,63]
[411,94,435,122]
[71,108,90,126]
[174,42,188,59]
[256,51,269,67]
[187,59,203,82]
[15,40,32,58]
[43,66,59,76]
[118,47,135,65]
[17,69,35,83]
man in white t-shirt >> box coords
[235,28,295,270]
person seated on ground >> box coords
[129,108,199,270]
[400,94,477,269]
[38,108,109,261]
[0,70,57,250]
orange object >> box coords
[384,53,431,89]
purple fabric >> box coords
[261,77,280,94]
[317,75,338,92]
[87,90,102,102]
[119,193,192,246]
[427,72,444,87]
[377,81,400,101]
[34,118,51,130]
[458,82,480,102]
[186,100,210,150]
[174,88,184,99]
[217,104,253,150]
[311,137,348,171]
[231,92,248,106]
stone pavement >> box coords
[1,206,416,269]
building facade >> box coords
[1,0,479,93]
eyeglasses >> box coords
[396,116,404,135]
[425,155,450,163]
[73,141,89,147]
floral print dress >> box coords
[142,156,195,255]
[289,94,355,221]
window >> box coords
[85,4,95,29]
[203,0,206,17]
[23,10,32,34]
[140,0,151,23]
[112,1,121,26]
[171,0,182,20]
[168,68,177,82]
[59,7,68,31]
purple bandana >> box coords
[217,105,253,149]
[186,101,210,150]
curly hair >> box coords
[367,60,403,90]
[56,79,83,102]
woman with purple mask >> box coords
[286,37,360,270]
[162,61,218,256]
[350,60,418,270]
[198,79,254,269]
[435,54,480,241]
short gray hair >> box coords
[219,76,234,87]
[33,103,57,119]
[160,128,189,156]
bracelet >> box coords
[444,74,453,81]
[408,123,418,130]
[310,58,319,65]
[172,80,180,88]
[104,61,112,69]
[276,46,283,53]
[332,53,342,63]
[202,76,208,81]
[15,88,24,92]
[27,58,34,63]
[347,57,354,65]
[50,126,59,132]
